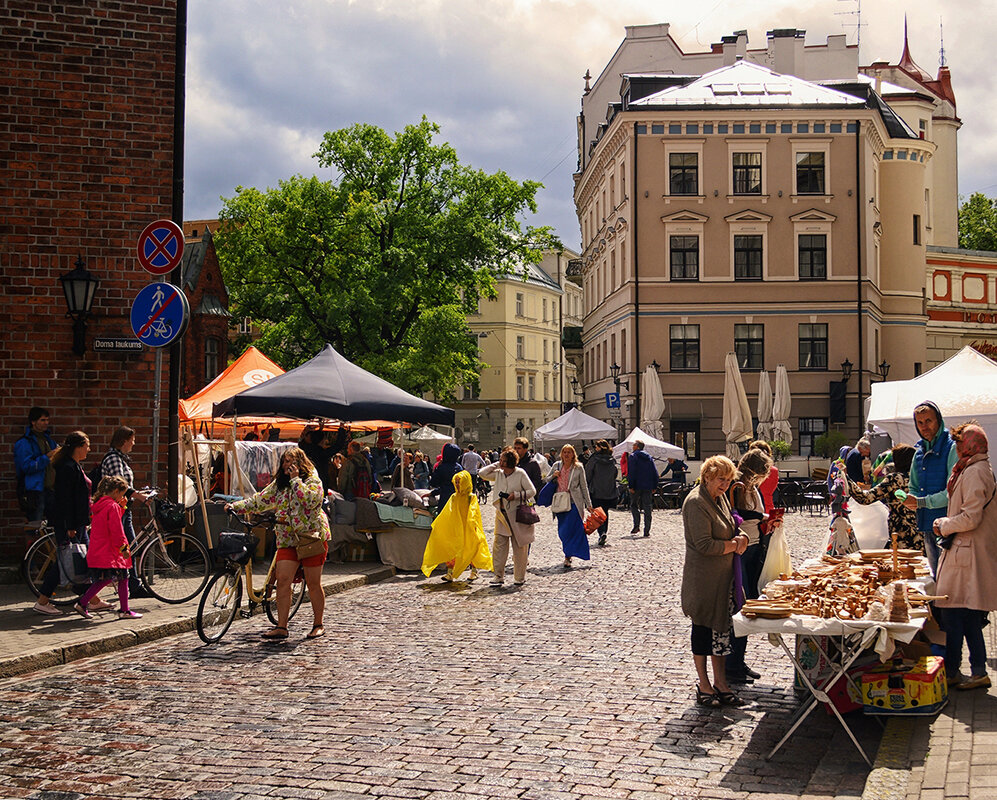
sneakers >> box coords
[629,530,639,535]
[513,580,525,586]
[489,577,504,586]
[643,532,651,538]
[72,603,92,619]
[441,572,454,582]
[957,674,991,691]
[32,601,62,616]
[117,610,143,620]
[468,568,479,581]
[597,535,607,547]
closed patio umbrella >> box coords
[772,364,793,446]
[756,370,774,442]
[640,364,666,440]
[722,352,753,460]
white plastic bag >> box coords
[758,525,792,595]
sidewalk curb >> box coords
[0,565,395,681]
[861,716,914,800]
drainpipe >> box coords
[855,120,864,437]
[633,122,640,436]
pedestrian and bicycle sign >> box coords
[137,219,185,276]
[130,282,189,347]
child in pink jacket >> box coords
[74,476,142,620]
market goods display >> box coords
[742,549,940,622]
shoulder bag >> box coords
[551,491,571,514]
[295,534,327,560]
[516,502,540,525]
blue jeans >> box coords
[630,489,653,534]
[923,532,941,577]
[941,607,988,678]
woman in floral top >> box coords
[848,444,921,551]
[227,447,331,641]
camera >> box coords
[498,492,510,499]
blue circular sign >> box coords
[130,282,189,348]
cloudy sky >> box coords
[184,0,995,250]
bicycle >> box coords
[473,473,490,504]
[22,488,212,606]
[195,511,305,644]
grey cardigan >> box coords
[680,484,738,632]
[547,461,592,514]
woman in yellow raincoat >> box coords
[422,470,493,581]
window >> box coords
[670,235,699,280]
[734,324,764,371]
[799,417,827,457]
[732,152,762,194]
[734,235,763,280]
[528,375,536,401]
[913,214,921,245]
[670,325,700,371]
[543,375,549,400]
[798,234,827,280]
[204,337,220,383]
[516,375,524,400]
[799,323,828,370]
[796,152,825,194]
[669,153,698,195]
[671,420,700,460]
[542,298,547,321]
[462,383,480,400]
[543,339,548,363]
[515,292,524,316]
[516,336,524,360]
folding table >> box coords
[732,612,927,766]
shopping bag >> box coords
[57,542,89,585]
[583,507,607,534]
[516,503,540,525]
[757,524,792,595]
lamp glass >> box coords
[610,362,620,380]
[840,358,853,380]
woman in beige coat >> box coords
[934,423,997,690]
[681,455,749,708]
[480,449,536,586]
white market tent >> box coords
[612,426,685,467]
[867,346,997,448]
[405,426,454,445]
[533,407,616,445]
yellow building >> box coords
[453,250,581,449]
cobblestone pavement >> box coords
[0,504,881,799]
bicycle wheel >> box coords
[263,570,306,625]
[196,569,242,643]
[22,533,82,607]
[138,531,211,604]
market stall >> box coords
[533,407,616,445]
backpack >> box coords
[87,454,111,495]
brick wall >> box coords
[0,1,179,559]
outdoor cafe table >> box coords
[732,611,928,766]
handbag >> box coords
[516,503,540,525]
[57,541,89,585]
[551,491,571,514]
[295,534,327,560]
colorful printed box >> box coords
[861,656,948,715]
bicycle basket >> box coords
[216,531,258,566]
[156,499,187,531]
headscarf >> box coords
[947,424,989,494]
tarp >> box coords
[867,346,997,449]
[406,426,454,445]
[723,352,753,459]
[213,344,455,426]
[612,426,684,467]
[533,406,616,444]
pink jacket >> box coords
[86,495,132,570]
[936,455,997,611]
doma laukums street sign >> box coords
[137,219,185,276]
[130,282,189,348]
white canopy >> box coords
[612,426,685,467]
[640,365,666,440]
[722,352,753,459]
[756,370,774,442]
[772,364,793,446]
[405,425,454,445]
[533,406,616,444]
[867,346,997,448]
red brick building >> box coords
[1,1,180,558]
[178,225,230,397]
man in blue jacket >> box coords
[14,406,57,523]
[627,440,659,537]
[902,400,957,576]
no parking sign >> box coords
[137,219,185,275]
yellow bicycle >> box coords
[195,513,305,643]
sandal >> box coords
[717,691,747,707]
[261,626,288,640]
[695,687,720,708]
[306,625,325,640]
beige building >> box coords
[453,250,581,449]
[575,25,956,458]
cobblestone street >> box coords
[0,504,879,799]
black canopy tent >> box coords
[212,344,455,427]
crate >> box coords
[861,656,948,715]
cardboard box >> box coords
[861,656,948,715]
[822,654,879,715]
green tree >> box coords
[958,192,997,251]
[216,118,559,400]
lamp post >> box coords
[609,362,629,438]
[569,376,584,411]
[840,358,853,383]
[870,360,890,383]
[59,256,100,356]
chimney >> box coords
[767,28,805,76]
[721,30,749,66]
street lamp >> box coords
[650,359,661,372]
[840,358,853,383]
[59,256,100,356]
[609,362,629,437]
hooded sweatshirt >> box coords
[585,450,618,499]
[431,443,466,509]
[909,400,958,532]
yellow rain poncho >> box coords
[422,470,493,577]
